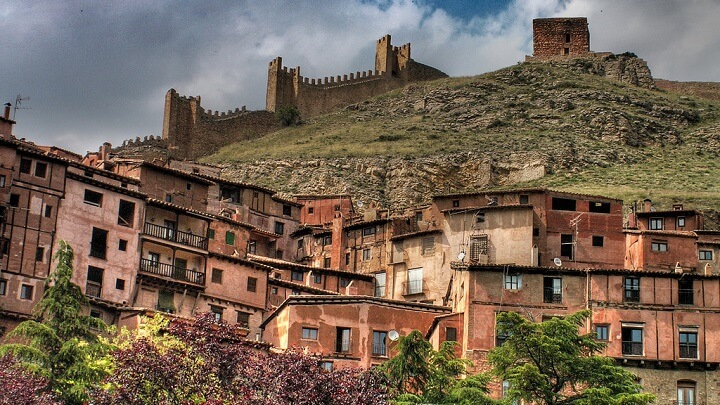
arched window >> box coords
[677,380,696,405]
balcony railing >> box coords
[621,341,643,356]
[543,287,562,304]
[85,282,102,298]
[144,222,208,250]
[404,280,423,295]
[140,258,205,285]
[623,289,640,303]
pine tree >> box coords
[0,240,112,405]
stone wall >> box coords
[532,17,590,59]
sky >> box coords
[1,0,719,154]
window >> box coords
[589,201,611,213]
[422,237,435,255]
[679,331,698,359]
[345,252,350,266]
[236,311,250,328]
[207,228,215,239]
[446,327,457,342]
[699,250,713,261]
[677,216,686,227]
[0,279,6,295]
[34,162,47,178]
[247,277,257,292]
[560,234,573,259]
[225,231,235,245]
[165,193,172,203]
[543,277,562,303]
[321,361,333,371]
[372,331,388,356]
[83,189,103,207]
[407,268,423,294]
[118,239,127,251]
[271,287,278,294]
[115,279,125,290]
[452,199,460,208]
[35,246,45,262]
[340,278,350,288]
[504,274,522,290]
[563,47,569,55]
[44,205,52,218]
[333,204,340,211]
[118,200,135,227]
[19,158,31,174]
[211,268,223,284]
[0,175,5,187]
[679,278,694,305]
[336,327,351,352]
[291,271,303,282]
[651,241,668,252]
[9,193,19,207]
[210,305,223,321]
[283,204,291,216]
[291,289,300,296]
[322,235,332,246]
[86,266,103,298]
[375,272,386,297]
[415,211,423,222]
[362,248,371,261]
[275,249,283,259]
[362,227,375,237]
[592,235,604,247]
[621,326,643,355]
[323,257,331,268]
[247,240,256,254]
[496,315,511,347]
[595,324,609,341]
[565,33,571,42]
[307,207,314,214]
[274,221,284,235]
[649,217,663,230]
[302,327,318,340]
[148,252,160,265]
[90,227,108,259]
[519,194,529,204]
[157,290,175,313]
[551,197,576,211]
[624,277,640,302]
[677,381,696,405]
[469,235,488,260]
[186,182,192,191]
[20,284,33,300]
[313,274,322,284]
[89,309,104,321]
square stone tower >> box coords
[532,17,589,59]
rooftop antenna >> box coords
[13,94,30,120]
[568,213,584,262]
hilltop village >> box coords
[0,18,717,403]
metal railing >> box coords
[621,341,643,356]
[623,289,640,303]
[140,258,205,285]
[543,287,562,303]
[144,222,208,250]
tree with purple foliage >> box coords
[0,354,60,405]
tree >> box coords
[488,310,656,405]
[0,241,112,405]
[0,354,59,405]
[275,105,301,126]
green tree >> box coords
[0,241,112,405]
[488,310,656,405]
[275,105,301,126]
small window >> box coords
[543,277,562,303]
[336,327,351,352]
[186,182,192,191]
[118,200,136,227]
[372,331,388,356]
[323,235,332,246]
[475,212,485,223]
[452,199,460,208]
[236,311,250,328]
[165,193,172,203]
[519,194,529,204]
[621,326,643,355]
[563,47,569,55]
[446,327,457,342]
[561,234,573,259]
[20,284,34,300]
[90,227,108,259]
[291,271,303,282]
[35,246,45,262]
[83,189,103,207]
[86,266,104,298]
[0,279,7,295]
[209,305,223,321]
[700,250,713,261]
[422,237,435,255]
[283,204,292,216]
[679,278,694,305]
[247,240,256,254]
[362,248,371,261]
[345,252,350,266]
[504,274,522,290]
[651,241,668,252]
[44,204,52,218]
[211,268,223,284]
[533,227,539,237]
[565,33,571,42]
[324,257,331,268]
[321,361,333,371]
[115,279,125,290]
[340,278,350,288]
[595,324,609,340]
[649,218,663,230]
[677,217,686,227]
[118,239,128,251]
[334,204,341,212]
[207,228,215,239]
[308,207,314,214]
[275,249,283,259]
[0,175,5,187]
[302,327,318,340]
[19,158,32,174]
[9,193,19,207]
[362,227,376,237]
[247,277,257,292]
[313,274,322,284]
[415,211,423,222]
[624,277,640,302]
[551,197,576,211]
[678,381,696,405]
[592,235,604,247]
[375,273,386,297]
[291,290,300,296]
[225,231,235,245]
[274,221,285,235]
[34,162,48,178]
[271,287,279,294]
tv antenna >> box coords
[13,94,31,120]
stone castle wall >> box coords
[532,17,590,59]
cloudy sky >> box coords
[2,0,719,154]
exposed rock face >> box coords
[546,53,656,89]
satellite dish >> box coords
[388,330,400,341]
[457,251,466,262]
[357,201,364,208]
[553,257,562,267]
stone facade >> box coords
[532,17,590,59]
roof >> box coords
[433,187,622,203]
[623,229,698,238]
[66,171,147,199]
[344,217,391,231]
[261,295,451,329]
[194,171,276,195]
[208,251,275,272]
[247,254,374,280]
[268,278,340,296]
[146,197,215,220]
[390,228,443,242]
[425,312,463,340]
[67,160,142,185]
[294,194,353,200]
[456,262,720,278]
[118,160,215,185]
[636,210,701,217]
[441,204,534,214]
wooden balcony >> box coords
[144,222,208,250]
[139,258,205,286]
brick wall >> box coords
[533,18,590,59]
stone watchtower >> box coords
[532,17,590,59]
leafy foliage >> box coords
[0,241,112,405]
[488,311,656,405]
[0,354,59,405]
[276,105,301,126]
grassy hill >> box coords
[203,59,720,223]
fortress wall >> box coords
[533,18,590,59]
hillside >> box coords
[202,57,720,224]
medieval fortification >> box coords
[117,18,652,160]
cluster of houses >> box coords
[1,108,719,402]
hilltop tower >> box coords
[532,17,590,59]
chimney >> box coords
[3,103,10,120]
[0,102,14,139]
[100,142,112,161]
[643,198,652,212]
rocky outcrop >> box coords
[547,53,655,89]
